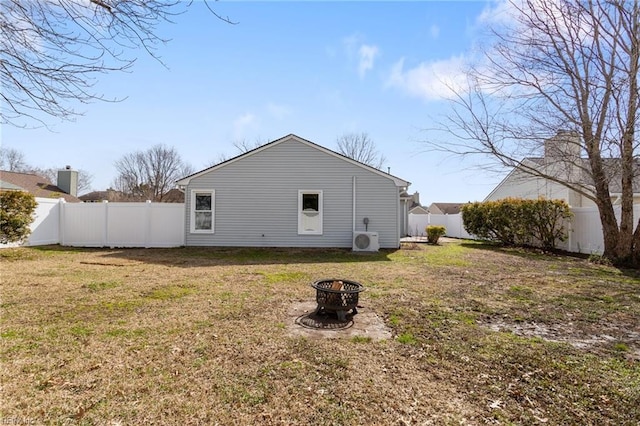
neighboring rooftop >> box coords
[79,190,125,203]
[428,202,464,215]
[161,188,185,203]
[524,157,640,194]
[0,170,82,202]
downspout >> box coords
[352,176,357,231]
[403,195,408,237]
[184,188,189,247]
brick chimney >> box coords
[57,165,78,196]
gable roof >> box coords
[429,203,464,215]
[525,157,640,194]
[0,170,82,202]
[486,157,640,201]
[177,134,410,188]
[409,205,429,215]
[484,157,640,201]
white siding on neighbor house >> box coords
[184,138,402,248]
[485,166,571,203]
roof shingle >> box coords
[0,170,82,202]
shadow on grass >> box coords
[31,245,397,267]
[461,240,581,261]
[460,240,640,278]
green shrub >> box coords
[525,198,573,250]
[426,225,446,244]
[0,191,37,244]
[461,198,572,251]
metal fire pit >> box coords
[311,279,365,322]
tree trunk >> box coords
[633,218,640,266]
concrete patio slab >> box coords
[286,301,392,341]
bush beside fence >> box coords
[408,205,640,256]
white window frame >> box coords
[190,189,215,234]
[298,190,323,235]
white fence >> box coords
[408,213,473,240]
[12,198,185,248]
[408,205,640,255]
[5,198,638,254]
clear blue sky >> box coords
[3,1,506,204]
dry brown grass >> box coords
[1,241,639,425]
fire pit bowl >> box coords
[311,279,365,322]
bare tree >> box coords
[0,147,27,171]
[207,138,270,166]
[336,132,387,169]
[0,147,93,194]
[426,0,640,266]
[113,144,193,201]
[1,0,232,127]
[30,167,94,195]
[232,137,270,154]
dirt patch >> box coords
[286,301,392,341]
[478,317,640,360]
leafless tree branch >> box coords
[1,0,232,127]
[423,0,640,265]
[113,144,193,201]
[336,132,387,170]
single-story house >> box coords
[79,189,123,203]
[409,205,429,215]
[176,134,411,249]
[0,169,81,202]
[427,203,464,215]
[484,131,640,206]
[161,188,185,203]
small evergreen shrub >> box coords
[426,225,446,244]
[0,191,37,244]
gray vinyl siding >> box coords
[185,138,402,248]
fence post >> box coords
[145,200,152,248]
[103,201,109,247]
[567,212,573,253]
[58,198,66,246]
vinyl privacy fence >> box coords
[408,205,640,255]
[10,198,185,248]
[4,198,637,254]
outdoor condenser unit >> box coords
[352,231,379,252]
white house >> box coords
[176,134,411,249]
[485,131,640,206]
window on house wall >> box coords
[191,190,214,233]
[298,190,322,235]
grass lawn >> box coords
[1,240,639,425]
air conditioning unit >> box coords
[352,231,379,252]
